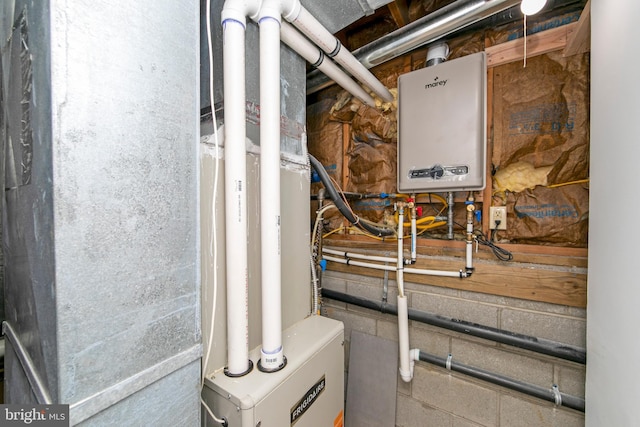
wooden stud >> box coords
[564,0,591,57]
[485,22,578,68]
[342,122,351,234]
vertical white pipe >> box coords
[410,197,417,262]
[397,206,405,297]
[289,6,394,102]
[466,232,473,269]
[222,16,251,375]
[397,204,412,382]
[398,295,413,382]
[259,14,285,371]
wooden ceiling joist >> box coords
[388,0,410,28]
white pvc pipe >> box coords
[259,14,285,371]
[466,227,473,270]
[397,206,413,382]
[322,255,464,278]
[404,266,463,278]
[410,202,417,262]
[222,16,251,376]
[288,5,394,102]
[280,21,377,107]
[323,255,397,271]
[323,247,397,263]
[397,207,405,297]
[398,295,413,382]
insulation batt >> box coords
[493,161,553,194]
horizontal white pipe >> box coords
[222,16,251,376]
[323,254,464,278]
[404,266,462,278]
[323,247,397,263]
[280,21,376,107]
[259,14,285,371]
[289,6,394,102]
[323,255,397,272]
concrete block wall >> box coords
[322,269,586,427]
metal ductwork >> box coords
[307,0,586,94]
[355,0,521,67]
[302,0,394,33]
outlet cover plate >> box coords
[490,206,507,230]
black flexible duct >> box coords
[309,154,394,237]
[321,288,586,364]
[419,351,585,412]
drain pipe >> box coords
[396,202,418,382]
[280,21,376,107]
[221,0,260,377]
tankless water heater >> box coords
[397,52,486,192]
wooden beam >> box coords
[325,254,587,308]
[388,0,410,28]
[324,237,588,270]
[564,0,591,57]
[486,22,578,68]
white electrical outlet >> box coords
[490,206,507,230]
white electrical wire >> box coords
[201,0,226,425]
[310,204,337,314]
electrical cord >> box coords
[309,154,395,237]
[474,226,513,262]
[202,1,228,426]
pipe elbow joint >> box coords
[281,0,302,22]
[222,0,262,25]
[399,367,413,383]
[400,351,419,383]
[257,0,300,21]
